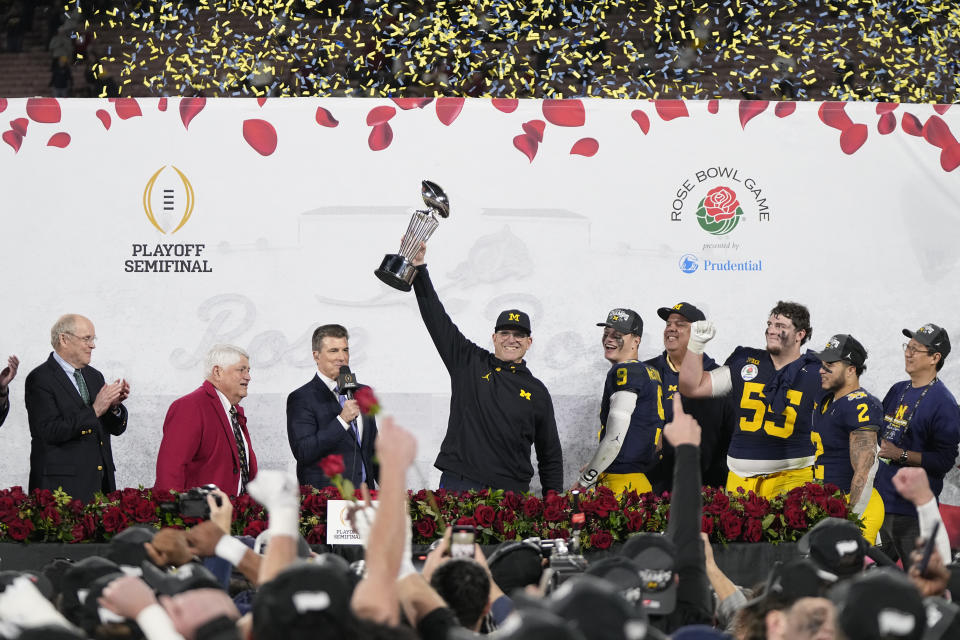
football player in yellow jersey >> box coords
[571,308,665,495]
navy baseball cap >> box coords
[496,309,531,334]
[656,302,706,323]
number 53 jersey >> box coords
[724,347,822,475]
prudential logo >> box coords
[679,254,699,274]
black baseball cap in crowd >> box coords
[253,561,356,640]
[495,309,532,334]
[537,575,665,640]
[451,608,588,640]
[814,334,868,369]
[620,533,677,615]
[924,597,960,640]
[746,559,828,610]
[656,302,706,323]
[487,541,544,594]
[597,308,643,336]
[797,517,866,581]
[106,525,155,568]
[141,561,223,596]
[903,323,951,358]
[829,568,925,640]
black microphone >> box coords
[337,365,360,399]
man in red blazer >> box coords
[155,344,258,496]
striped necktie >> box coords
[73,369,90,405]
[229,406,250,491]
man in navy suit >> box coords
[25,314,129,502]
[286,324,378,489]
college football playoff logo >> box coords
[143,165,195,234]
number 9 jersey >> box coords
[724,347,822,475]
[599,360,666,474]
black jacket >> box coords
[413,265,563,494]
[286,375,379,489]
[25,354,127,502]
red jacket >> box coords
[154,380,258,496]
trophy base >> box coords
[374,254,417,291]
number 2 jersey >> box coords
[724,347,822,476]
[811,388,882,492]
[599,360,665,475]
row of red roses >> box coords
[0,481,855,547]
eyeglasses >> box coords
[65,332,97,345]
[903,343,933,356]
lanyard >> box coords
[883,379,937,439]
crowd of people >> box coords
[1,239,960,638]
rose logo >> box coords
[695,186,744,236]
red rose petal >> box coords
[392,98,432,110]
[774,102,796,118]
[542,99,585,127]
[922,115,957,150]
[115,98,142,120]
[10,118,27,137]
[818,102,853,131]
[902,113,923,136]
[366,105,397,126]
[96,109,112,130]
[570,137,598,157]
[839,124,868,155]
[739,101,769,129]
[491,98,518,113]
[877,112,896,135]
[707,100,719,114]
[47,132,70,148]
[158,97,167,112]
[941,144,960,172]
[26,97,61,123]
[315,107,339,127]
[512,133,538,162]
[934,104,951,115]
[876,103,898,115]
[368,122,393,151]
[654,100,688,121]
[242,118,278,156]
[522,119,545,143]
[257,97,267,107]
[2,130,21,153]
[631,109,650,134]
[180,97,205,130]
[0,98,7,113]
[436,97,465,126]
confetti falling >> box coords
[66,1,960,102]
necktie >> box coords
[229,406,250,491]
[336,387,366,483]
[74,369,90,405]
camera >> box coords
[177,484,223,519]
[525,536,588,590]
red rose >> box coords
[306,524,327,545]
[33,489,55,508]
[81,514,96,537]
[543,504,564,522]
[302,494,326,516]
[67,499,84,516]
[743,518,763,543]
[354,386,381,416]
[626,510,646,532]
[826,497,847,518]
[456,516,477,528]
[474,505,495,528]
[702,186,740,222]
[502,492,521,510]
[547,528,569,540]
[589,531,613,550]
[493,511,505,534]
[720,512,743,540]
[544,492,565,509]
[701,515,714,536]
[742,494,770,519]
[503,510,517,523]
[152,489,178,504]
[805,483,826,498]
[120,488,141,510]
[522,496,543,518]
[0,496,15,518]
[41,504,62,526]
[243,519,268,538]
[70,524,86,542]
[318,454,345,478]
[597,492,620,514]
[415,517,438,539]
[7,517,34,541]
[103,507,128,533]
[784,504,807,529]
[134,499,156,523]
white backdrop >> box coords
[1,96,959,497]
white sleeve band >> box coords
[708,366,733,397]
[136,604,186,640]
[268,505,301,539]
[579,391,637,486]
[917,499,952,566]
[850,456,878,516]
[214,535,250,566]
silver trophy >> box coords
[374,180,450,291]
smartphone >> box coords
[450,524,476,559]
[916,521,940,575]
